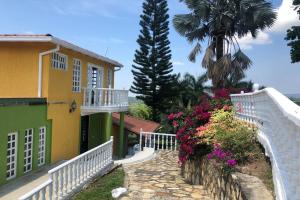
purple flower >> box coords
[227,159,237,167]
[207,153,213,160]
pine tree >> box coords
[131,0,175,122]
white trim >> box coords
[38,45,60,97]
[38,127,46,167]
[6,132,18,180]
[24,129,33,173]
[87,63,104,88]
[0,35,123,68]
[51,52,68,70]
[72,58,82,92]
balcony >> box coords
[81,88,129,115]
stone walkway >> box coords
[121,151,213,200]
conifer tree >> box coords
[131,0,175,121]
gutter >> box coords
[114,65,122,72]
[38,45,60,97]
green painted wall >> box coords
[0,103,52,186]
[88,113,112,149]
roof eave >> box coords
[0,35,123,68]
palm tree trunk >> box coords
[215,35,225,87]
[216,35,224,60]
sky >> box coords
[0,0,299,95]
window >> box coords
[107,68,113,88]
[72,59,81,92]
[52,52,68,70]
[7,132,18,180]
[87,64,103,88]
[38,127,46,166]
[24,129,33,173]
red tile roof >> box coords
[112,113,160,135]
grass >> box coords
[72,168,125,200]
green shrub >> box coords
[199,109,257,163]
[128,102,152,120]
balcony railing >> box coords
[81,88,129,115]
[19,137,114,200]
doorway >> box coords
[80,116,89,153]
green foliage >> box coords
[131,0,176,121]
[72,168,124,200]
[173,0,276,87]
[208,109,257,162]
[172,73,208,110]
[285,0,300,63]
[128,102,152,120]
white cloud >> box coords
[173,61,185,66]
[271,0,300,32]
[236,31,272,50]
[236,0,299,50]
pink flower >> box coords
[223,105,231,111]
[175,112,183,118]
[196,125,207,132]
[227,159,237,167]
[173,120,179,127]
[168,113,175,120]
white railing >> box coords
[139,132,177,151]
[19,137,114,200]
[231,88,300,200]
[82,88,128,109]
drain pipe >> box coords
[38,45,60,97]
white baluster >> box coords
[41,188,46,200]
[49,183,53,200]
[139,132,142,151]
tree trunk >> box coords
[215,35,225,88]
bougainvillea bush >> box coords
[167,88,257,170]
[167,89,231,164]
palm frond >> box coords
[188,43,201,62]
[201,44,215,68]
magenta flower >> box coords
[227,159,237,167]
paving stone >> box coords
[121,151,213,200]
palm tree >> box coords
[173,73,208,109]
[173,0,276,88]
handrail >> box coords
[231,87,300,200]
[19,179,52,200]
[139,131,177,151]
[82,88,129,110]
[48,137,113,174]
[19,137,114,200]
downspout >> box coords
[38,45,60,97]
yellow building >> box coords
[0,34,128,164]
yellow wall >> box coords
[45,46,115,162]
[0,42,53,98]
[0,42,116,163]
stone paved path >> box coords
[121,151,212,200]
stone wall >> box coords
[182,158,273,200]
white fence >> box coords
[231,88,300,200]
[19,137,114,200]
[82,88,128,108]
[139,132,177,151]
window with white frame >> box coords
[52,52,68,70]
[38,127,46,166]
[72,59,81,92]
[108,68,113,88]
[24,129,33,173]
[6,132,18,180]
